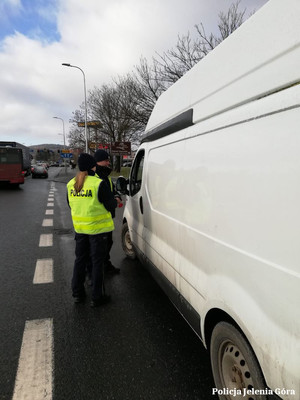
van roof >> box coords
[144,0,300,141]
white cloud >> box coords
[0,0,269,146]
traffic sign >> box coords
[111,142,131,155]
[89,142,97,150]
[89,142,110,150]
[61,153,73,158]
[78,120,102,128]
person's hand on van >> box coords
[115,196,123,208]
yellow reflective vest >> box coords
[67,175,114,235]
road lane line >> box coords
[45,209,54,215]
[12,319,53,400]
[42,219,53,227]
[39,234,53,247]
[33,259,53,284]
[47,202,54,207]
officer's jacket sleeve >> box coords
[66,188,70,208]
[98,180,117,213]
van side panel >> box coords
[143,86,300,393]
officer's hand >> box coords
[116,197,123,208]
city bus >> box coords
[0,146,26,185]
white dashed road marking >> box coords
[39,234,53,247]
[42,219,53,227]
[33,259,54,284]
[12,319,53,400]
[14,184,56,399]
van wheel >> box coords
[210,322,266,400]
[121,222,136,259]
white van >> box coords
[117,0,300,398]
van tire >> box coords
[210,322,266,400]
[121,222,136,259]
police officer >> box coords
[67,153,118,307]
[94,149,122,274]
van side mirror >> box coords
[116,176,129,195]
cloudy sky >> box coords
[0,0,269,147]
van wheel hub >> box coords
[221,342,252,390]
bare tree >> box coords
[135,56,165,103]
[68,1,249,151]
[68,108,88,150]
[149,1,246,86]
[195,0,246,53]
[88,76,144,146]
[216,0,246,40]
[67,76,144,170]
[68,79,138,150]
[131,0,247,131]
[151,31,205,86]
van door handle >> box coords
[139,196,144,214]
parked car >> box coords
[50,161,60,167]
[31,165,48,179]
[36,161,49,169]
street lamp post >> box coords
[53,116,67,173]
[62,63,88,153]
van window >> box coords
[130,150,144,196]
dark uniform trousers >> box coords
[86,230,113,278]
[72,232,108,300]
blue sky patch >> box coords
[0,0,60,42]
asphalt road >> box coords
[0,168,215,400]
